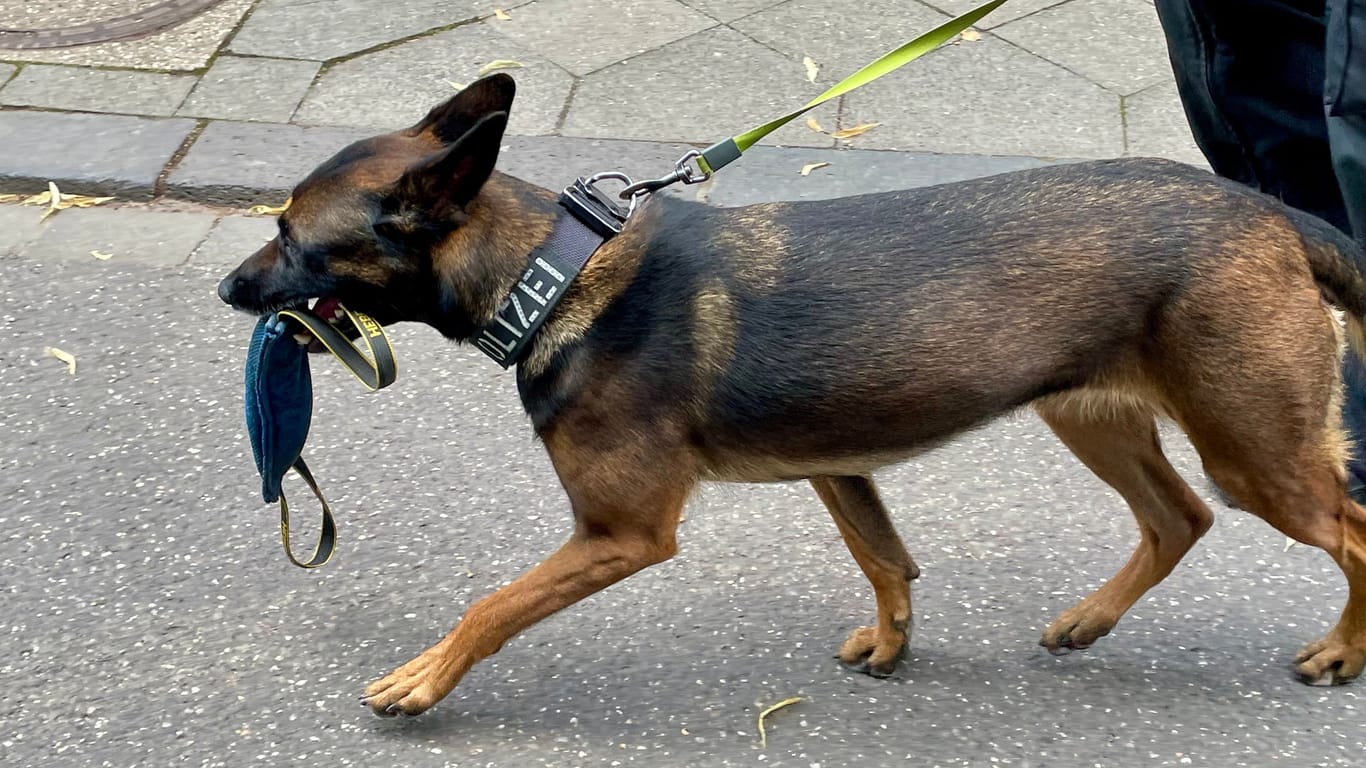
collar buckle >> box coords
[560,173,634,239]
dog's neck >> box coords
[426,172,559,338]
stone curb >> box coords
[0,108,1079,210]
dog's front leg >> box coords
[362,433,692,717]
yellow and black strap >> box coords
[277,457,337,568]
[273,305,396,568]
[277,305,397,391]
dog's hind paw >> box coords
[1295,635,1366,686]
[837,626,908,679]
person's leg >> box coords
[1152,0,1259,182]
[1153,0,1352,230]
[1325,0,1366,492]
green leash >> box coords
[701,0,1009,174]
[621,0,1010,198]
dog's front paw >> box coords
[1295,634,1366,685]
[1039,605,1118,655]
[837,625,908,678]
[361,643,467,717]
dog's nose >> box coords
[217,274,237,305]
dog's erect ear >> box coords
[390,111,509,221]
[409,73,516,144]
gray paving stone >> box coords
[190,215,278,268]
[563,27,837,148]
[165,121,374,206]
[840,36,1124,158]
[1124,80,1210,168]
[23,207,216,267]
[228,0,498,62]
[926,0,1067,28]
[0,65,197,117]
[0,204,48,258]
[0,64,16,89]
[294,23,573,136]
[178,56,321,123]
[677,0,786,22]
[0,0,253,71]
[487,0,715,76]
[0,111,197,200]
[732,0,950,80]
[993,0,1172,94]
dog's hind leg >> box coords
[1174,358,1366,683]
[1183,405,1366,684]
[811,475,920,677]
[1034,399,1214,654]
[362,429,693,717]
[1155,256,1366,684]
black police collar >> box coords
[472,175,632,368]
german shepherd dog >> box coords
[219,74,1366,717]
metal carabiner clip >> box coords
[618,150,712,200]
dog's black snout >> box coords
[217,274,236,306]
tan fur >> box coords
[711,206,791,293]
[434,177,556,326]
[701,448,939,484]
[689,279,738,413]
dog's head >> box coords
[217,74,522,333]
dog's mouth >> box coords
[291,296,363,352]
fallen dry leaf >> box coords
[478,59,524,76]
[832,122,881,140]
[805,116,826,134]
[800,162,830,176]
[249,196,292,216]
[65,191,116,208]
[9,181,116,220]
[43,346,76,375]
[42,181,61,220]
[90,250,113,261]
[757,696,802,749]
[803,55,819,83]
[960,28,982,42]
[494,8,511,20]
[449,80,467,90]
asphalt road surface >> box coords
[3,242,1365,767]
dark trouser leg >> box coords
[1152,0,1352,230]
[1326,0,1366,488]
[1329,110,1366,491]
